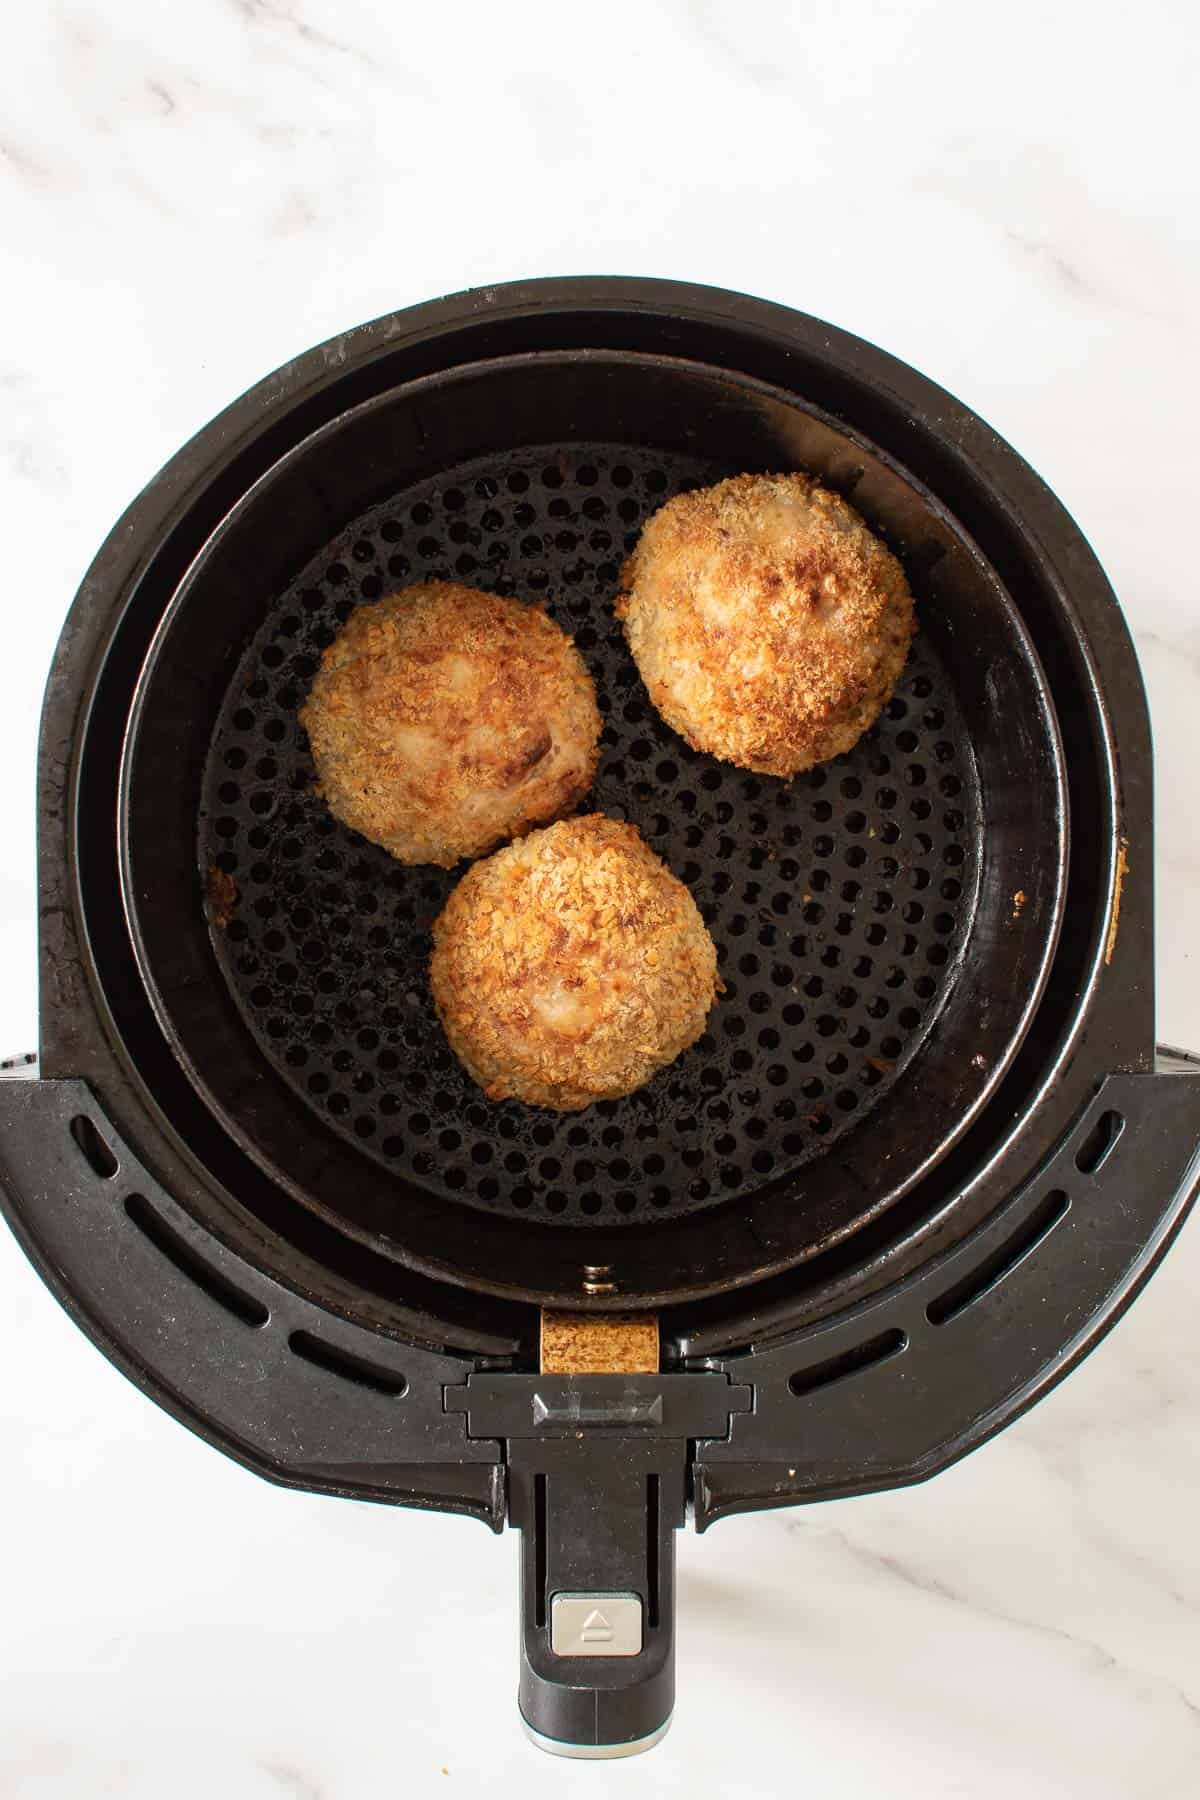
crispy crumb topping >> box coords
[300,581,600,866]
[618,472,915,777]
[430,815,720,1110]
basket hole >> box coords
[1075,1109,1125,1175]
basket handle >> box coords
[509,1436,680,1758]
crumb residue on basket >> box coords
[1012,889,1027,920]
[541,1311,659,1375]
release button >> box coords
[550,1592,643,1658]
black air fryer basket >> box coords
[4,278,1198,1758]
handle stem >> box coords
[509,1436,682,1757]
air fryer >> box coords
[3,278,1197,1759]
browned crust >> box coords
[429,814,720,1111]
[299,581,601,866]
[617,472,916,777]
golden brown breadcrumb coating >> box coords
[430,815,720,1111]
[299,582,600,867]
[617,472,915,777]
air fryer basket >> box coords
[5,280,1198,1758]
[121,351,1064,1306]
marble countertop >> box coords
[2,3,1198,1794]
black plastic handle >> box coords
[508,1437,683,1758]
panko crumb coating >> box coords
[617,472,915,777]
[430,815,720,1111]
[300,582,600,867]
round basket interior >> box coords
[122,351,1066,1307]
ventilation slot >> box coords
[70,1114,118,1179]
[789,1327,907,1397]
[1075,1109,1124,1175]
[534,1473,548,1628]
[124,1193,269,1327]
[646,1473,661,1630]
[287,1330,407,1396]
[926,1189,1070,1326]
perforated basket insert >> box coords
[200,445,978,1228]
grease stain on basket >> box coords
[1105,837,1130,966]
[205,864,239,929]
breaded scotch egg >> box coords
[617,472,915,777]
[300,582,600,867]
[430,815,720,1111]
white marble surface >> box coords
[2,3,1199,1794]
